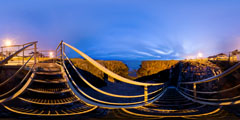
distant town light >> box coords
[186,56,194,60]
[4,40,12,46]
[197,52,203,58]
[49,52,54,58]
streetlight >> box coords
[49,52,54,58]
[4,40,12,46]
[197,52,203,58]
[3,39,12,57]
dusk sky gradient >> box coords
[1,0,240,60]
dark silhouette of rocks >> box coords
[181,61,221,82]
[137,60,179,77]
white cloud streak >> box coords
[149,48,173,55]
[133,50,161,58]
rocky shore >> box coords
[180,61,222,82]
[70,58,129,83]
[70,59,223,84]
[137,60,179,77]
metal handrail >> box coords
[178,88,240,106]
[56,40,165,105]
[179,83,240,94]
[180,62,240,84]
[0,41,38,65]
[0,55,33,87]
[178,88,240,102]
[178,61,240,104]
[62,63,164,107]
[0,56,36,103]
[61,42,163,86]
[63,52,163,98]
[56,40,63,51]
[0,56,34,98]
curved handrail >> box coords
[178,88,240,105]
[178,61,240,105]
[63,52,163,98]
[62,42,163,86]
[0,55,34,87]
[178,88,240,102]
[179,83,240,94]
[62,63,164,108]
[180,62,240,84]
[0,55,34,97]
[0,64,35,103]
[0,41,37,65]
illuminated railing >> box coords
[0,41,38,65]
[0,41,37,103]
[37,50,55,62]
[178,62,240,105]
[56,41,165,108]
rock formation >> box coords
[137,60,179,77]
[70,58,129,82]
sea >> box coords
[121,60,142,77]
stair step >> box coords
[33,79,66,83]
[27,88,71,94]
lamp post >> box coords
[4,40,12,57]
[49,52,54,58]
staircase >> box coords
[2,63,99,117]
[121,86,229,119]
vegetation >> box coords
[137,60,179,77]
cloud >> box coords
[133,50,161,58]
[133,50,154,56]
[149,48,173,55]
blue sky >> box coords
[0,0,240,60]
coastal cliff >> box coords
[180,61,221,82]
[70,58,129,82]
[70,59,224,85]
[137,60,179,77]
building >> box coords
[208,53,228,61]
[229,49,240,61]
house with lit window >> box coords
[208,53,228,61]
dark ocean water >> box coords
[121,60,142,71]
[121,60,142,77]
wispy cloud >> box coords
[133,50,161,58]
[149,48,173,55]
[133,50,154,56]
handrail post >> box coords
[144,85,148,104]
[62,43,65,64]
[193,83,197,99]
[22,45,24,65]
[60,42,63,64]
[34,43,37,64]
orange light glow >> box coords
[4,40,12,46]
[197,52,203,58]
[49,52,54,58]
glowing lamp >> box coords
[5,40,12,46]
[49,52,54,58]
[197,52,203,58]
